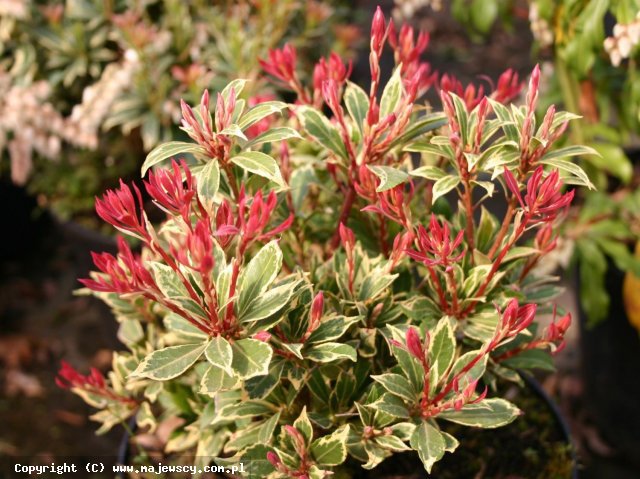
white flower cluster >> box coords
[0,50,140,184]
[604,14,640,67]
[529,3,554,48]
[65,49,141,149]
[0,0,28,19]
[0,75,66,185]
[392,0,441,22]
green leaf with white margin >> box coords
[118,319,144,346]
[293,406,314,445]
[410,165,447,181]
[501,349,555,371]
[371,374,417,403]
[588,142,633,183]
[142,142,206,176]
[503,246,538,263]
[148,262,189,299]
[428,317,456,383]
[245,127,302,149]
[306,316,360,344]
[432,175,460,203]
[310,425,350,466]
[410,422,445,473]
[195,160,220,208]
[539,157,594,189]
[204,336,233,374]
[200,364,236,396]
[441,431,459,453]
[134,342,208,380]
[219,124,248,141]
[449,349,488,384]
[379,66,403,118]
[217,400,276,420]
[358,271,398,302]
[439,398,520,427]
[221,79,248,101]
[368,165,409,192]
[370,393,410,419]
[344,81,369,134]
[231,151,286,187]
[374,434,411,452]
[306,342,357,363]
[297,106,348,160]
[388,338,424,391]
[239,444,276,478]
[238,241,282,314]
[240,282,295,323]
[238,101,288,130]
[230,338,273,379]
[258,411,281,444]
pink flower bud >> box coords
[370,6,387,56]
[406,327,423,360]
[266,451,281,467]
[253,331,272,342]
[310,291,324,327]
[339,223,355,252]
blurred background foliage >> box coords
[0,0,360,219]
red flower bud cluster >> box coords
[542,311,572,353]
[493,307,572,362]
[504,166,574,223]
[260,44,298,87]
[180,90,238,162]
[361,183,414,228]
[392,327,488,419]
[236,188,294,254]
[172,219,215,275]
[534,224,558,255]
[440,69,523,110]
[95,180,148,242]
[266,426,311,478]
[84,160,292,337]
[80,237,155,295]
[388,23,437,98]
[494,299,537,342]
[406,215,464,268]
[145,160,195,223]
[56,361,136,406]
[260,44,314,105]
[313,53,352,106]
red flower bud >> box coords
[310,291,324,328]
[260,44,298,85]
[253,331,272,342]
[370,6,387,57]
[406,215,464,267]
[406,327,424,361]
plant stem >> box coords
[488,200,516,259]
[330,186,356,250]
[224,163,241,199]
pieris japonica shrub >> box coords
[58,7,587,477]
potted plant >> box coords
[57,7,586,477]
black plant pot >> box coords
[117,375,576,479]
[578,263,640,468]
